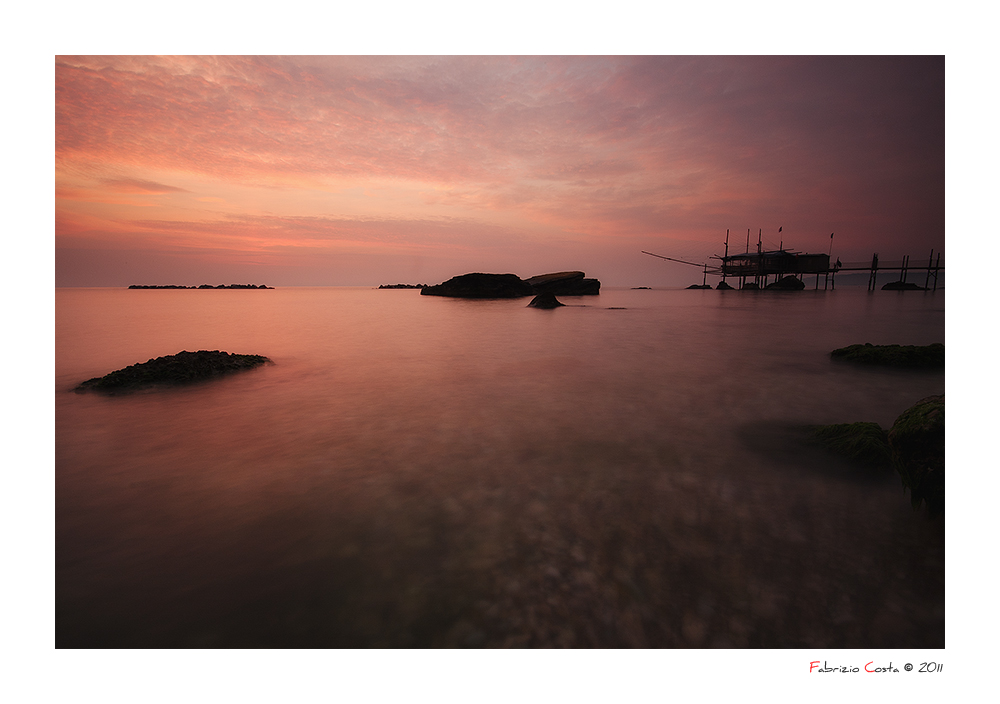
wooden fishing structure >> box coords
[643,228,943,291]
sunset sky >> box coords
[55,55,944,287]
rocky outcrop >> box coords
[75,350,272,394]
[888,395,944,516]
[764,276,805,290]
[420,273,534,298]
[686,284,712,289]
[527,293,565,309]
[830,343,944,369]
[421,271,602,298]
[378,284,427,289]
[809,422,892,470]
[525,271,601,296]
[716,281,734,290]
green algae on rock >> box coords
[888,395,944,516]
[830,342,944,369]
[75,350,272,394]
[808,422,893,470]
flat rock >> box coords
[525,271,600,295]
[75,350,272,394]
[830,343,944,369]
[882,281,928,291]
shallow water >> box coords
[56,286,945,647]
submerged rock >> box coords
[882,281,928,291]
[830,342,944,369]
[809,422,892,471]
[75,350,272,394]
[764,276,805,290]
[525,271,601,296]
[888,395,944,516]
[420,273,535,298]
[527,293,565,309]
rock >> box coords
[527,293,565,309]
[74,350,272,394]
[809,422,892,470]
[741,283,760,290]
[764,276,805,290]
[887,395,944,515]
[716,281,734,290]
[420,273,535,298]
[830,343,944,369]
[882,281,927,291]
[378,283,427,289]
[525,271,601,295]
[686,284,712,289]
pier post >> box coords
[868,253,879,291]
[933,252,941,291]
[924,249,934,290]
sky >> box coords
[55,55,944,287]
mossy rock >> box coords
[830,342,944,369]
[888,395,944,516]
[808,422,892,470]
[75,350,272,394]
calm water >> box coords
[56,286,945,647]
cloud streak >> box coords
[55,55,944,286]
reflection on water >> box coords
[56,287,944,647]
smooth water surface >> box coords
[56,286,945,647]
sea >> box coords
[55,285,945,647]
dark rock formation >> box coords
[525,271,601,296]
[716,281,734,290]
[888,395,944,516]
[420,271,602,298]
[75,350,272,394]
[527,292,565,309]
[686,284,712,289]
[741,283,760,290]
[830,343,944,369]
[882,281,927,291]
[420,273,535,298]
[631,287,651,290]
[764,276,805,290]
[378,284,427,289]
[809,422,892,471]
